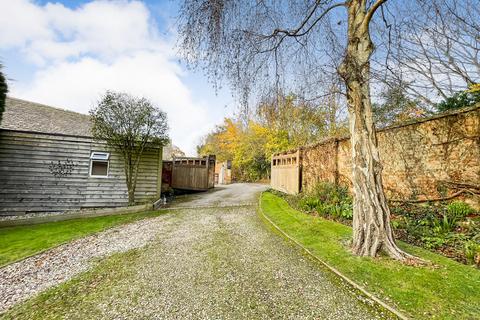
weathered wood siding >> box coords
[171,156,215,191]
[271,150,302,194]
[0,130,162,216]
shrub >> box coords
[339,202,353,219]
[309,182,351,205]
[299,196,321,212]
[421,236,447,250]
[447,201,474,218]
[431,201,475,234]
[273,184,479,266]
[315,202,332,216]
[298,182,353,220]
[388,200,479,264]
[464,241,480,266]
[432,213,458,234]
[435,85,480,113]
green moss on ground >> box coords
[1,250,143,320]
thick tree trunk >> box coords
[127,189,135,206]
[124,154,135,206]
[123,150,144,206]
[339,1,418,261]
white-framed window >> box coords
[89,151,110,178]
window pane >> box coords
[91,161,108,176]
[91,152,110,160]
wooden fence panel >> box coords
[171,156,215,191]
[270,150,301,194]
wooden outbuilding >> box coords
[0,97,164,216]
[214,160,233,185]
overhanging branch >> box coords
[363,0,388,28]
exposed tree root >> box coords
[352,235,428,266]
[351,240,429,266]
[383,243,428,266]
[390,189,476,203]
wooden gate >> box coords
[271,150,302,194]
[171,155,215,191]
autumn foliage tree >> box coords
[178,0,425,261]
[198,94,345,181]
[198,118,286,181]
[90,91,169,205]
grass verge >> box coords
[0,210,168,267]
[260,191,480,320]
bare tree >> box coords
[90,91,169,205]
[178,0,426,261]
[384,0,480,105]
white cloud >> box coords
[12,52,215,154]
[1,0,166,63]
[1,0,227,155]
[0,0,51,47]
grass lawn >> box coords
[0,210,169,267]
[260,192,480,320]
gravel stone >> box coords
[0,183,397,319]
[0,214,176,313]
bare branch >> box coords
[363,0,388,27]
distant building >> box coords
[0,97,164,216]
[162,142,185,160]
[215,160,232,185]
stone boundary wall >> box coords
[301,105,480,205]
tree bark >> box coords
[124,153,135,206]
[123,147,147,206]
[339,0,417,261]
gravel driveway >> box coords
[171,183,267,208]
[1,183,396,319]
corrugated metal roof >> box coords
[0,97,92,137]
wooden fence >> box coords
[171,155,215,191]
[271,150,302,194]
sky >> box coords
[0,0,235,155]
